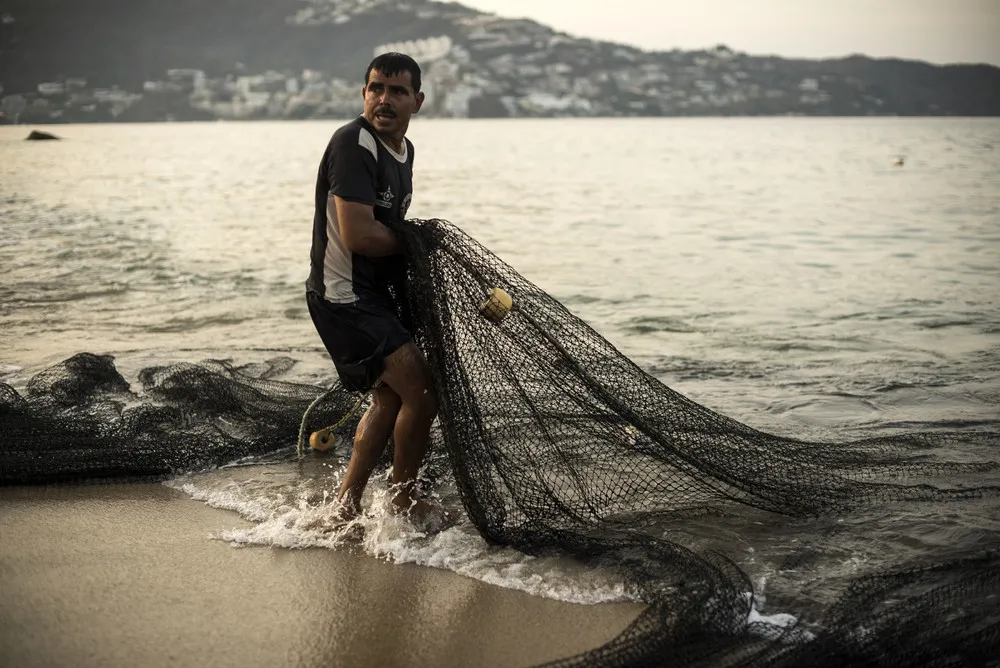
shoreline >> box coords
[0,483,643,668]
[4,116,1000,135]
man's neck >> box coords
[377,132,404,153]
[360,114,405,152]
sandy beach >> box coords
[0,483,644,668]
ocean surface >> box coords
[2,118,999,622]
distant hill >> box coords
[2,0,998,122]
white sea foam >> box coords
[166,466,635,606]
[744,588,815,642]
[747,606,800,631]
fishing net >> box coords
[2,218,999,667]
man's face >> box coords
[362,70,424,136]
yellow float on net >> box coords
[479,287,513,324]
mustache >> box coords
[374,106,397,117]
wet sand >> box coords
[0,484,643,668]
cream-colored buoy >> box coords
[309,428,336,451]
[480,287,513,324]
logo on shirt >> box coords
[401,193,412,218]
[375,185,394,208]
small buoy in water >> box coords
[309,428,335,451]
[479,287,513,324]
[893,156,905,167]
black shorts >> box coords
[306,291,411,393]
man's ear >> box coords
[414,91,425,113]
[360,85,367,101]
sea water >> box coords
[2,117,998,621]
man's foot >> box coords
[334,499,361,523]
[393,497,454,532]
[299,501,364,537]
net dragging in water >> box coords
[2,218,999,666]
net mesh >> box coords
[2,217,998,667]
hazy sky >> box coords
[458,0,1000,66]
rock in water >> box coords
[26,130,60,141]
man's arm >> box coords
[330,196,401,257]
[325,126,400,257]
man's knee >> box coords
[371,385,402,413]
[383,343,438,418]
[418,385,439,421]
[402,377,438,421]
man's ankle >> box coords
[337,492,362,516]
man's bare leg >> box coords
[379,342,439,514]
[337,385,402,518]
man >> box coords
[306,53,437,520]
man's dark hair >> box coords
[365,51,420,93]
[365,52,422,93]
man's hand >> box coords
[332,196,402,257]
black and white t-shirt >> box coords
[307,116,414,304]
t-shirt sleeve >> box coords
[326,127,378,205]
